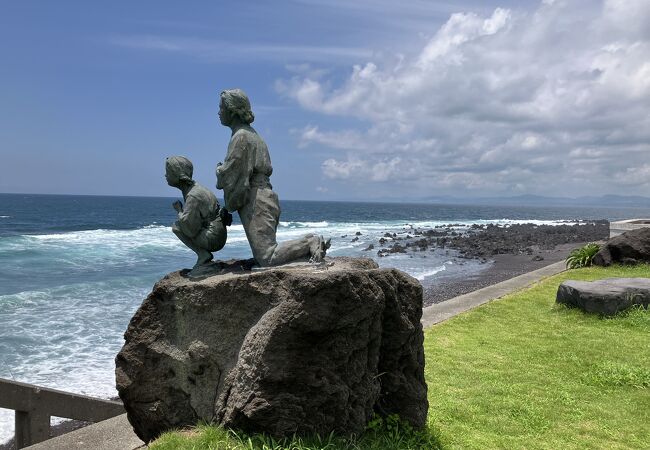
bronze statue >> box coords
[166,156,228,274]
[215,89,329,266]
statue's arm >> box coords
[176,194,203,238]
[216,134,254,211]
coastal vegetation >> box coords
[151,264,650,450]
[151,415,440,450]
[565,242,601,269]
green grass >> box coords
[426,264,650,449]
[151,264,650,450]
[151,415,442,449]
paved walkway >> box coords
[421,260,566,328]
[27,261,566,450]
[25,414,144,450]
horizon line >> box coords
[1,191,650,206]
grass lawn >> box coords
[426,264,650,449]
[151,264,650,450]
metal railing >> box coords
[0,377,125,449]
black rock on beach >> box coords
[421,221,610,305]
[367,220,609,306]
[440,221,609,258]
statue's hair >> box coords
[220,89,255,124]
[166,156,194,184]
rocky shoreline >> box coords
[367,221,608,259]
[355,220,609,306]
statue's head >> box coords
[219,89,255,126]
[165,156,194,188]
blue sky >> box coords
[1,1,649,201]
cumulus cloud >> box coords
[280,0,650,197]
[322,156,405,182]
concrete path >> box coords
[421,260,566,328]
[25,414,144,450]
[25,261,566,450]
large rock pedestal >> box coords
[115,257,428,442]
[556,278,650,315]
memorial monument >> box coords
[216,88,330,266]
[115,90,428,443]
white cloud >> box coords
[280,0,650,197]
[322,158,365,179]
[322,156,406,182]
[417,8,511,67]
[613,164,650,187]
[296,126,370,150]
[109,35,373,63]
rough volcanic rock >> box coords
[592,227,650,266]
[556,278,650,315]
[115,257,427,442]
[444,222,609,258]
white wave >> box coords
[30,225,168,241]
[281,218,510,234]
[392,218,582,229]
[329,244,357,253]
[6,217,580,251]
[0,278,149,444]
[0,215,10,218]
[279,221,329,228]
[24,225,250,249]
[414,265,446,281]
[473,218,581,226]
[270,217,579,245]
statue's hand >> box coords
[172,200,183,212]
[219,207,233,227]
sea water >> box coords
[1,193,649,442]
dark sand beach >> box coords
[366,219,609,306]
[423,242,587,305]
[418,221,609,305]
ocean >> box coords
[1,193,650,442]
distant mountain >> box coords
[421,194,650,207]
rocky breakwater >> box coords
[434,221,609,258]
[370,221,609,260]
[115,257,428,442]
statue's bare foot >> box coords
[187,261,220,279]
[309,235,331,263]
[195,250,214,268]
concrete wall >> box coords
[610,219,650,238]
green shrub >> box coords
[565,243,600,269]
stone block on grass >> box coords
[556,278,650,315]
